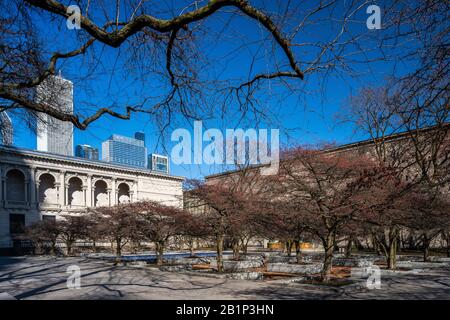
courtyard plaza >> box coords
[0,253,449,300]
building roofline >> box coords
[0,145,184,181]
[205,123,450,180]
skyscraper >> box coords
[148,154,169,174]
[101,133,147,168]
[36,74,74,156]
[135,131,145,144]
[75,144,99,160]
[0,112,13,146]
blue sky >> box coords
[10,1,415,179]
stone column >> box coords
[59,171,66,207]
[129,191,134,203]
[92,186,96,207]
[111,178,117,205]
[29,167,37,208]
[55,182,61,206]
[133,180,138,201]
[24,179,29,206]
[1,176,5,207]
[86,175,92,207]
[65,186,69,206]
[0,165,2,207]
[107,188,112,206]
[82,186,87,207]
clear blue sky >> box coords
[11,1,414,179]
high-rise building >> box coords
[135,131,145,144]
[102,133,147,168]
[36,74,74,156]
[149,154,169,174]
[0,112,13,146]
[75,144,99,160]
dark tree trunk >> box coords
[446,234,450,258]
[216,234,224,273]
[422,234,431,262]
[372,234,382,255]
[294,240,303,264]
[240,238,249,255]
[320,234,335,282]
[232,241,240,261]
[115,238,122,265]
[345,238,353,258]
[51,240,57,256]
[156,242,165,266]
[189,239,195,257]
[66,241,73,256]
[286,240,293,257]
[386,227,398,270]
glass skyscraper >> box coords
[0,112,13,146]
[75,144,99,160]
[101,133,147,168]
[148,154,169,174]
[36,74,74,156]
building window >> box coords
[10,214,25,234]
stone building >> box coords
[0,145,184,251]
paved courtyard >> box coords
[0,256,449,300]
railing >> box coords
[39,202,61,209]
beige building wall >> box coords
[0,146,184,248]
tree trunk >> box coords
[189,239,195,257]
[446,235,450,258]
[294,240,303,264]
[66,241,73,256]
[422,234,431,262]
[115,238,122,265]
[51,240,57,256]
[156,242,165,266]
[232,240,240,261]
[216,234,224,273]
[240,238,249,255]
[345,238,353,258]
[372,234,382,255]
[92,240,97,253]
[386,227,398,270]
[320,235,335,282]
[286,240,292,257]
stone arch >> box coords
[94,180,109,207]
[68,176,83,206]
[38,173,57,204]
[6,169,26,202]
[117,182,131,203]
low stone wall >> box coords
[210,259,265,272]
[333,256,380,267]
[267,263,322,274]
[226,272,263,280]
[159,264,193,272]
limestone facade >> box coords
[0,146,184,248]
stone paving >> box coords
[0,256,449,300]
